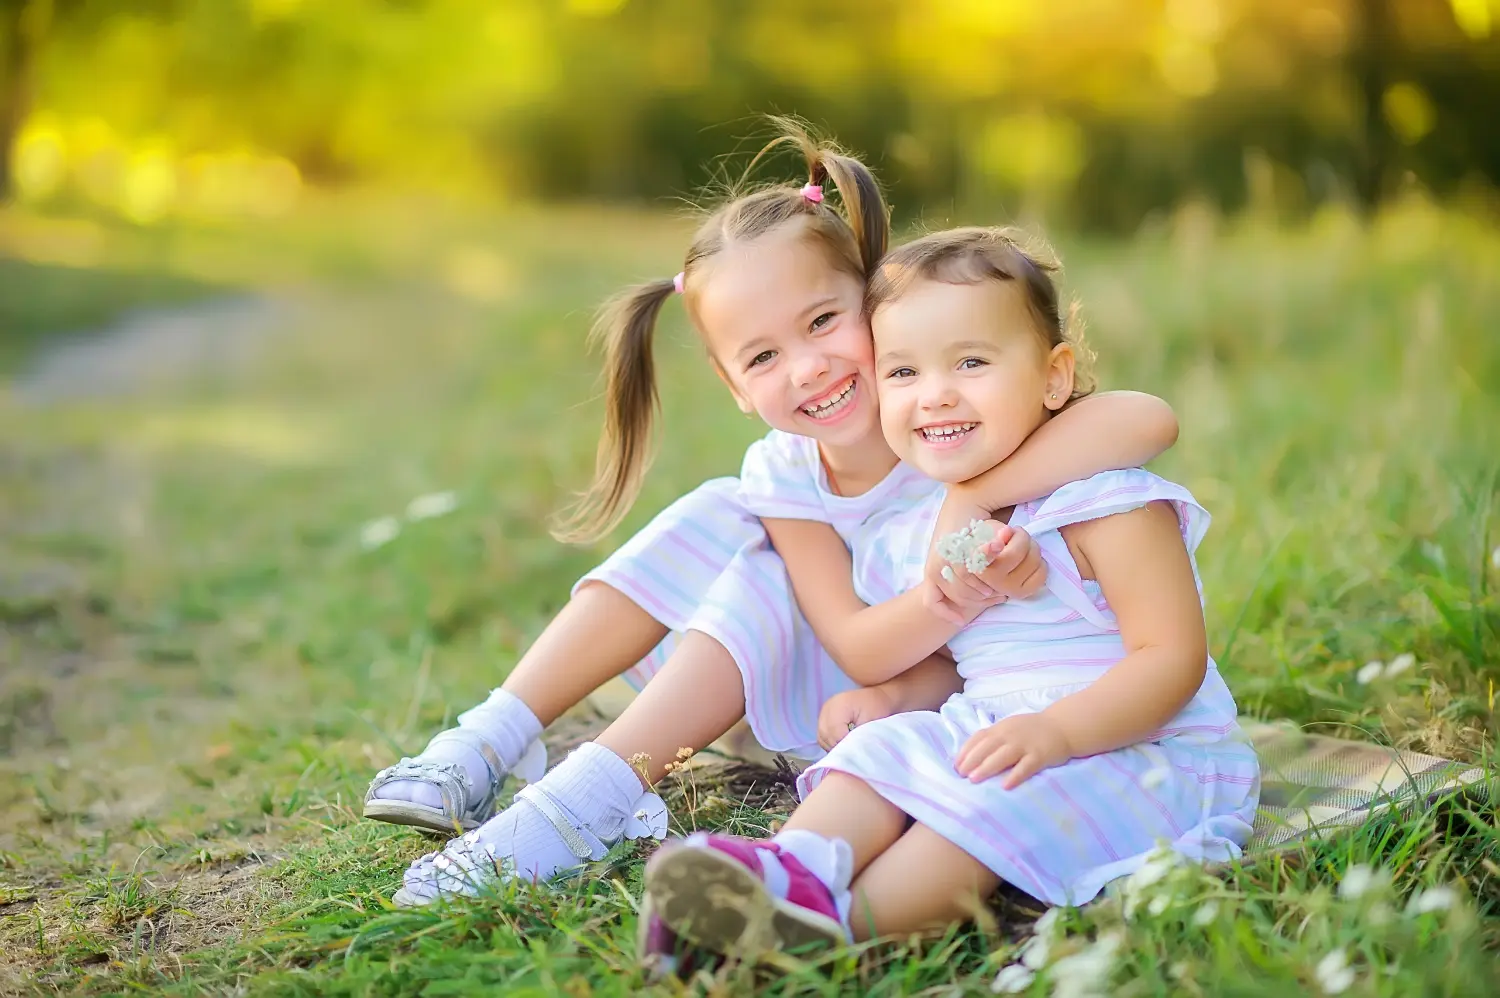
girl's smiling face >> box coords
[692,222,881,448]
[872,277,1075,483]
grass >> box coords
[0,193,1497,995]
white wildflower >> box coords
[1141,765,1171,790]
[1033,907,1064,939]
[1356,661,1385,685]
[992,964,1035,993]
[1050,931,1122,998]
[405,490,458,521]
[1019,933,1050,969]
[1314,947,1356,994]
[936,518,998,574]
[1422,541,1447,571]
[1338,864,1383,900]
[1122,847,1182,918]
[1385,653,1416,677]
[1491,545,1499,571]
[1408,885,1457,915]
[1192,900,1219,926]
[360,516,401,550]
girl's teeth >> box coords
[804,379,855,417]
[922,423,976,440]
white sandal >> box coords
[363,728,547,835]
[392,782,670,907]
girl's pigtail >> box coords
[813,149,889,275]
[551,278,676,544]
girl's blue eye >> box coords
[810,312,836,332]
[749,350,776,368]
[959,357,987,370]
[887,366,916,379]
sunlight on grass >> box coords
[128,406,332,465]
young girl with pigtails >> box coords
[368,122,1183,908]
[638,227,1260,964]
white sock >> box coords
[464,741,645,881]
[771,828,854,926]
[376,688,542,809]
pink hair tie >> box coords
[672,272,685,294]
[800,183,824,204]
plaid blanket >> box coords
[1241,719,1491,851]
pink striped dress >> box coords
[798,468,1261,906]
[577,430,938,760]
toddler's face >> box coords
[872,278,1073,483]
[694,224,880,448]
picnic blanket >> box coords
[1240,719,1490,851]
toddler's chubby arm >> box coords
[954,501,1208,788]
[928,391,1179,612]
[763,517,1036,686]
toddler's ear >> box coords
[1044,343,1076,410]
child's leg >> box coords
[778,772,908,875]
[368,582,669,822]
[639,773,911,954]
[844,823,1000,941]
[593,629,746,783]
[397,630,750,905]
[502,582,669,726]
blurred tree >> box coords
[4,0,1498,225]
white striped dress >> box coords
[798,468,1261,907]
[577,430,939,760]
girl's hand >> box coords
[924,522,1049,625]
[817,686,898,751]
[954,713,1072,789]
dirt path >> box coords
[8,295,291,405]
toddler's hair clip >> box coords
[800,183,824,204]
[672,272,685,294]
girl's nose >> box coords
[918,377,959,410]
[790,348,831,388]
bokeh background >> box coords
[4,0,1500,227]
[2,2,1499,995]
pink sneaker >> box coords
[643,832,849,958]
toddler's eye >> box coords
[959,357,988,370]
[810,311,836,332]
[886,366,916,379]
[748,350,776,369]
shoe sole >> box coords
[362,799,482,836]
[644,846,844,958]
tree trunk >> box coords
[1352,0,1396,212]
[0,1,44,204]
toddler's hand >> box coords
[973,524,1047,601]
[925,496,999,613]
[925,520,1046,625]
[817,686,898,752]
[954,713,1072,789]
